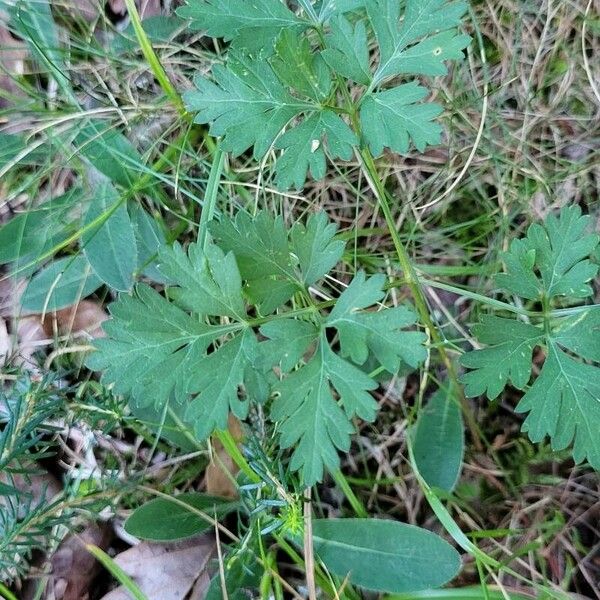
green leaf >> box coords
[360,83,443,156]
[88,212,425,486]
[327,272,427,371]
[460,316,543,399]
[317,0,365,22]
[367,0,469,85]
[177,0,305,51]
[114,15,185,54]
[517,340,600,469]
[388,586,536,599]
[74,120,145,189]
[83,181,137,292]
[205,548,261,600]
[461,207,600,470]
[270,272,423,485]
[21,255,103,312]
[274,110,357,189]
[413,387,464,492]
[322,16,371,85]
[271,30,332,102]
[0,189,80,265]
[129,203,167,283]
[310,518,461,593]
[184,53,306,159]
[212,211,345,311]
[0,133,47,170]
[290,211,345,285]
[496,206,599,300]
[4,0,70,93]
[124,493,238,541]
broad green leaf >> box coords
[461,207,600,470]
[310,518,461,593]
[360,83,443,156]
[496,206,599,300]
[322,16,371,85]
[0,133,47,170]
[460,316,543,399]
[413,388,464,492]
[259,319,318,372]
[124,493,238,541]
[367,0,469,84]
[21,255,103,312]
[271,273,424,485]
[83,181,137,292]
[274,110,357,189]
[327,272,427,371]
[74,120,145,188]
[0,188,80,265]
[212,211,345,311]
[129,203,167,283]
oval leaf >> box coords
[124,493,238,542]
[311,518,461,593]
[413,387,464,492]
[22,255,103,312]
[83,181,137,291]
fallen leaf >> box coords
[205,415,243,499]
[15,316,48,371]
[99,535,216,600]
[41,300,108,339]
[23,523,113,600]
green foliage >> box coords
[413,387,464,492]
[181,0,470,188]
[87,212,426,485]
[461,207,600,470]
[310,518,461,593]
[124,494,239,541]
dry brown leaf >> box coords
[23,523,112,600]
[15,316,48,371]
[204,415,243,499]
[99,535,216,600]
[57,0,105,23]
[41,300,108,339]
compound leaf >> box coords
[496,206,599,301]
[461,207,600,470]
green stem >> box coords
[357,146,483,451]
[198,145,225,250]
[123,0,186,115]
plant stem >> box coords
[357,146,483,451]
[123,0,186,115]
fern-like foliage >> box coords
[461,207,600,470]
[87,212,427,485]
[179,0,470,188]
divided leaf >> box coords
[88,213,426,485]
[181,0,470,188]
[461,207,600,470]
